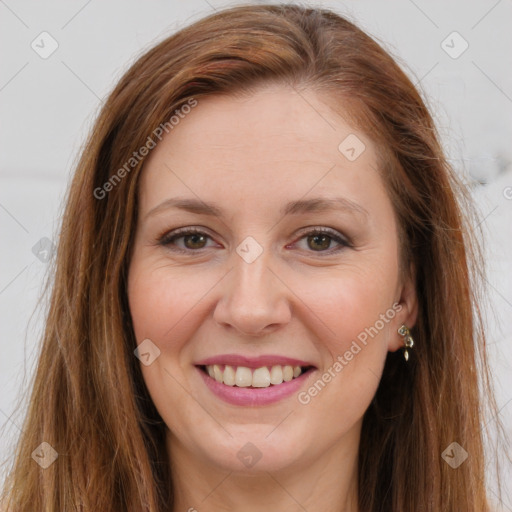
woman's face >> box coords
[127,84,417,474]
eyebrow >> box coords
[145,196,368,220]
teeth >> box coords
[252,367,271,388]
[283,365,294,382]
[213,364,223,383]
[223,365,236,386]
[235,366,252,387]
[269,365,283,384]
[205,364,307,387]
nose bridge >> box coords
[213,236,291,335]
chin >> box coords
[195,424,310,474]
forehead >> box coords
[139,84,387,220]
[147,85,367,164]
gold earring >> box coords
[398,325,414,361]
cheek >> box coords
[296,260,398,350]
[294,263,398,424]
[127,261,211,430]
[128,260,216,345]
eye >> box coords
[158,227,218,252]
[289,227,351,254]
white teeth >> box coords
[213,364,223,383]
[223,365,236,386]
[204,364,307,387]
[235,366,252,387]
[269,365,283,385]
[282,365,294,382]
[252,367,271,388]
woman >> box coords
[1,3,503,511]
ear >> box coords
[388,263,418,352]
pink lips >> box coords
[195,354,316,406]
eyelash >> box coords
[157,226,352,255]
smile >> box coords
[201,364,311,387]
[195,355,317,406]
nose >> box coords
[213,245,292,337]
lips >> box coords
[195,354,317,405]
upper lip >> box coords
[195,354,317,369]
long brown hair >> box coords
[2,3,502,510]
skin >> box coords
[127,83,418,512]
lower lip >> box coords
[197,367,315,406]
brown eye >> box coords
[159,228,217,253]
[291,228,350,254]
[182,233,208,249]
[307,233,333,251]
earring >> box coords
[398,325,414,361]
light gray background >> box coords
[1,0,511,508]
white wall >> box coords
[1,0,511,507]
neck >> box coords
[168,427,360,512]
